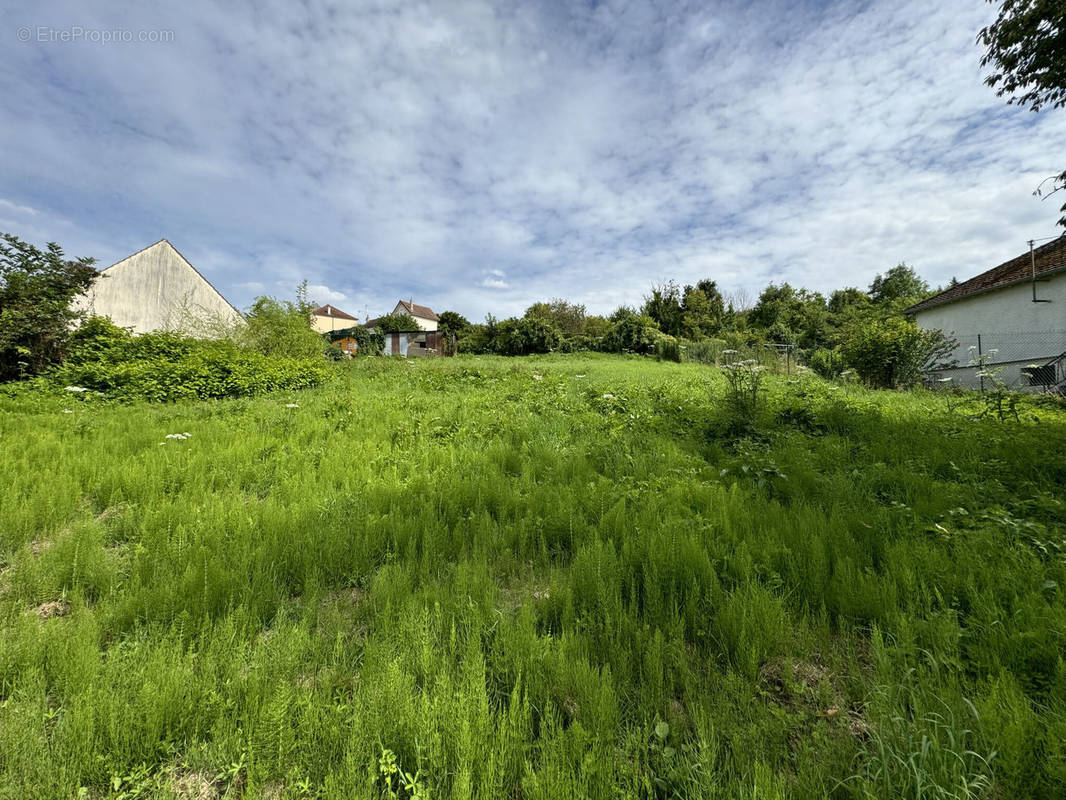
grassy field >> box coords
[1,354,1065,799]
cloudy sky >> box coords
[2,0,1064,320]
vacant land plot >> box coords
[1,355,1064,799]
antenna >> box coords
[1030,237,1054,303]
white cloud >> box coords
[0,198,40,217]
[1,0,1064,320]
[306,284,348,304]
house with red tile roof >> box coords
[905,235,1066,391]
[310,303,359,334]
[388,299,440,331]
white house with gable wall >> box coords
[905,236,1066,391]
[72,239,244,335]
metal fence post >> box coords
[978,333,984,392]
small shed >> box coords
[383,330,445,357]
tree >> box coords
[979,1,1066,225]
[748,283,829,348]
[641,281,685,337]
[241,292,325,360]
[840,317,957,389]
[524,299,587,335]
[604,307,661,354]
[437,311,470,337]
[0,233,98,381]
[681,280,726,338]
[868,264,930,307]
[373,311,419,333]
[493,317,560,355]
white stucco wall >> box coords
[392,302,437,331]
[311,313,358,334]
[73,240,245,335]
[914,273,1066,388]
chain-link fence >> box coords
[928,330,1066,391]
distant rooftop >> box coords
[312,304,357,321]
[906,235,1066,314]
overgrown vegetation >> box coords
[0,233,98,381]
[454,265,951,388]
[2,355,1064,798]
[32,317,329,402]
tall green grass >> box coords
[1,354,1064,798]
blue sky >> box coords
[2,0,1064,320]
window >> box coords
[1023,364,1054,386]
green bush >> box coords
[840,317,956,389]
[240,295,326,360]
[808,348,843,379]
[373,312,419,333]
[654,334,682,363]
[50,331,328,401]
[493,317,561,356]
[603,309,660,354]
[0,233,98,381]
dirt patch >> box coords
[95,504,128,524]
[759,658,831,702]
[35,599,70,619]
[170,770,220,800]
[759,657,869,740]
[29,540,52,557]
[331,586,365,605]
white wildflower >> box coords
[602,393,615,399]
[532,375,543,381]
[62,409,74,414]
[284,403,300,408]
[164,432,192,440]
[575,374,586,378]
[64,386,88,393]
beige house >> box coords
[72,239,244,335]
[391,300,439,331]
[310,303,359,334]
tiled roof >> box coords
[312,304,358,321]
[906,235,1066,314]
[397,300,439,321]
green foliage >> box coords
[809,348,844,379]
[325,325,384,356]
[979,0,1066,227]
[240,293,326,360]
[0,233,98,381]
[980,0,1066,113]
[748,283,830,349]
[868,263,931,308]
[374,312,420,333]
[681,280,726,338]
[493,316,561,355]
[525,299,587,336]
[47,329,329,401]
[2,354,1066,798]
[654,334,682,363]
[641,281,685,338]
[437,311,470,338]
[969,347,1022,421]
[840,317,957,389]
[604,307,660,354]
[720,358,765,434]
